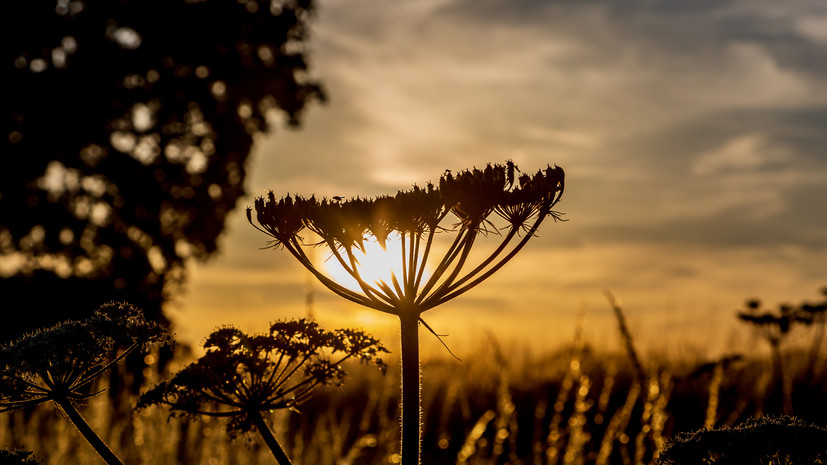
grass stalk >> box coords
[249,409,293,465]
[53,396,124,465]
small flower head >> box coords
[138,319,387,437]
[0,302,170,412]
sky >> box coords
[169,0,827,358]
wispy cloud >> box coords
[177,0,827,350]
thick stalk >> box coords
[249,409,293,465]
[53,396,124,465]
[399,313,421,465]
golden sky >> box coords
[169,0,827,358]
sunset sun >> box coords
[323,232,425,293]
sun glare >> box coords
[323,233,427,293]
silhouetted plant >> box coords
[656,415,827,465]
[737,298,812,414]
[138,319,388,465]
[798,287,827,380]
[0,302,169,465]
[248,161,565,464]
[0,449,38,465]
[2,0,325,342]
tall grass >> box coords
[4,322,825,465]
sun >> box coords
[323,232,420,294]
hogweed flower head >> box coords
[247,161,565,318]
[0,302,170,413]
[137,319,388,437]
[249,161,564,465]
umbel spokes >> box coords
[248,161,565,316]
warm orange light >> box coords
[323,232,429,294]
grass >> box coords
[3,322,825,465]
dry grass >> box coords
[2,323,826,465]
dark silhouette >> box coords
[138,320,388,465]
[1,0,325,341]
[249,162,565,465]
[735,294,826,415]
[0,302,170,465]
[656,416,827,465]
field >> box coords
[3,313,826,465]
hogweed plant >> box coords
[248,161,565,464]
[736,298,810,414]
[0,302,170,465]
[138,319,388,465]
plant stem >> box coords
[53,396,124,465]
[769,341,792,415]
[805,317,825,381]
[399,313,421,465]
[249,409,293,465]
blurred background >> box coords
[4,2,827,464]
[171,0,827,357]
[3,0,826,358]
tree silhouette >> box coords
[1,0,325,341]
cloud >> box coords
[690,134,792,175]
[174,0,827,349]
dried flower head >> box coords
[656,416,827,465]
[248,161,564,465]
[138,319,387,437]
[0,302,170,412]
[247,161,565,317]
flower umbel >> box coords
[0,302,170,465]
[247,161,565,316]
[138,319,387,465]
[0,301,169,412]
[248,161,565,465]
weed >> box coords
[138,319,387,465]
[0,302,169,465]
[248,161,565,464]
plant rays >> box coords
[249,161,566,465]
[248,162,565,320]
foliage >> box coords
[138,319,387,437]
[656,416,827,465]
[1,0,325,341]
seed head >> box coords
[247,161,565,317]
[138,319,387,437]
[0,302,170,412]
